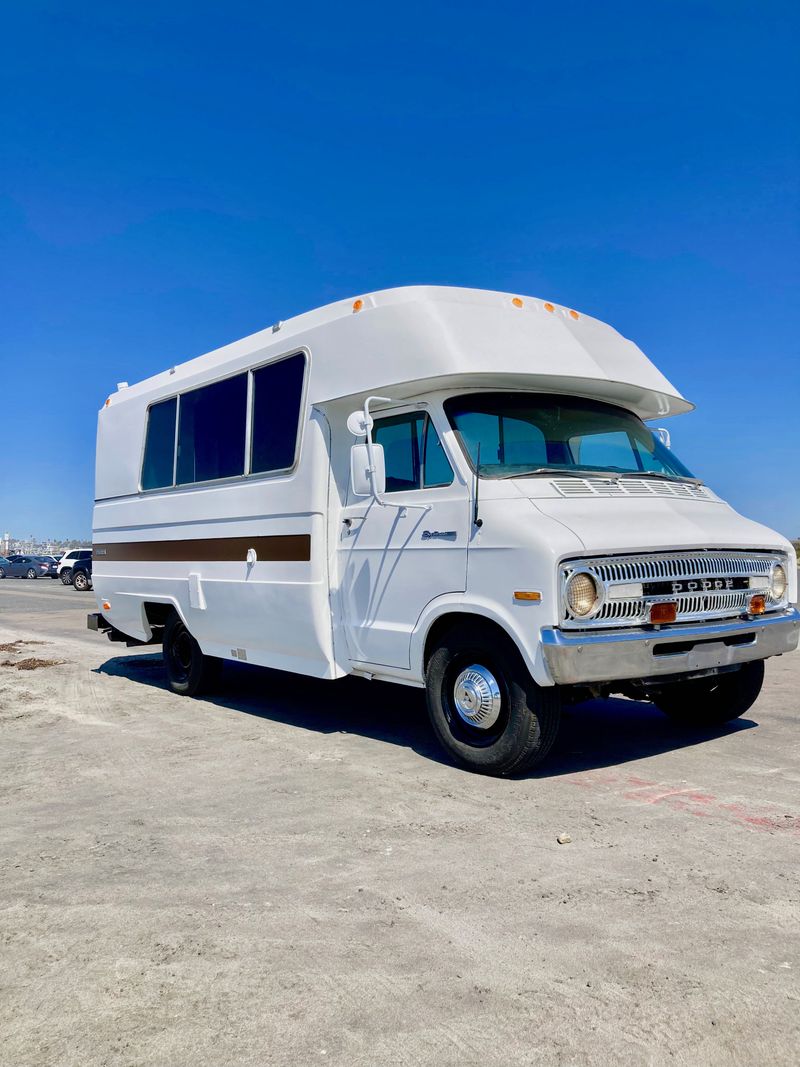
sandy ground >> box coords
[0,579,798,1067]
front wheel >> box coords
[163,613,221,697]
[61,569,73,585]
[0,567,5,579]
[649,660,765,726]
[425,621,561,776]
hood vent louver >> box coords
[551,477,710,501]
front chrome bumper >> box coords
[540,607,800,685]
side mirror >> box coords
[653,427,671,449]
[350,442,386,498]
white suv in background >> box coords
[58,549,92,585]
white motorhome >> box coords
[90,286,798,775]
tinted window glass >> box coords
[423,420,454,488]
[569,430,637,469]
[373,413,453,492]
[141,397,177,489]
[177,374,247,485]
[445,393,695,479]
[251,353,306,474]
[374,414,422,492]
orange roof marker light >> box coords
[352,298,364,313]
[543,302,555,313]
[569,309,580,320]
[511,297,524,308]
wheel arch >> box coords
[413,596,555,687]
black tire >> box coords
[163,612,222,697]
[61,569,73,585]
[649,660,765,726]
[425,621,561,776]
[72,570,89,591]
[0,568,5,579]
[26,567,37,579]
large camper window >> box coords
[141,397,177,490]
[250,352,306,474]
[176,373,248,485]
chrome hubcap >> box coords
[453,664,502,729]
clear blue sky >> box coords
[1,1,798,540]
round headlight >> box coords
[770,563,787,601]
[566,571,600,617]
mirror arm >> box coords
[361,396,393,506]
[356,396,432,513]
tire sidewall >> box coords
[73,571,88,591]
[426,623,555,775]
[652,659,765,724]
[163,614,213,696]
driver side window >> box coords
[373,413,454,493]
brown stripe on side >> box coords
[93,534,311,563]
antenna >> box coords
[473,442,483,528]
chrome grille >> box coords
[560,550,788,630]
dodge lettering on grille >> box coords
[642,576,750,596]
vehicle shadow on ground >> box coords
[95,652,756,777]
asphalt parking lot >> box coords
[1,577,798,1066]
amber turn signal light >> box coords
[514,590,541,602]
[650,602,677,624]
[748,595,766,615]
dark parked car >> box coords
[71,556,93,591]
[59,548,93,585]
[2,555,59,579]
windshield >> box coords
[444,393,696,480]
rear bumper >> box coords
[540,607,800,685]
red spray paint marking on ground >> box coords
[562,770,800,836]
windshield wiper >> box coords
[500,467,703,485]
[500,467,599,480]
[613,470,704,485]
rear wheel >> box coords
[61,569,73,585]
[26,567,37,579]
[163,613,222,697]
[649,660,765,726]
[72,570,89,591]
[425,621,561,776]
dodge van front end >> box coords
[541,550,799,684]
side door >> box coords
[338,408,468,670]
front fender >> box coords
[410,592,555,687]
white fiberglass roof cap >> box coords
[112,286,693,420]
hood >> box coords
[518,491,788,557]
